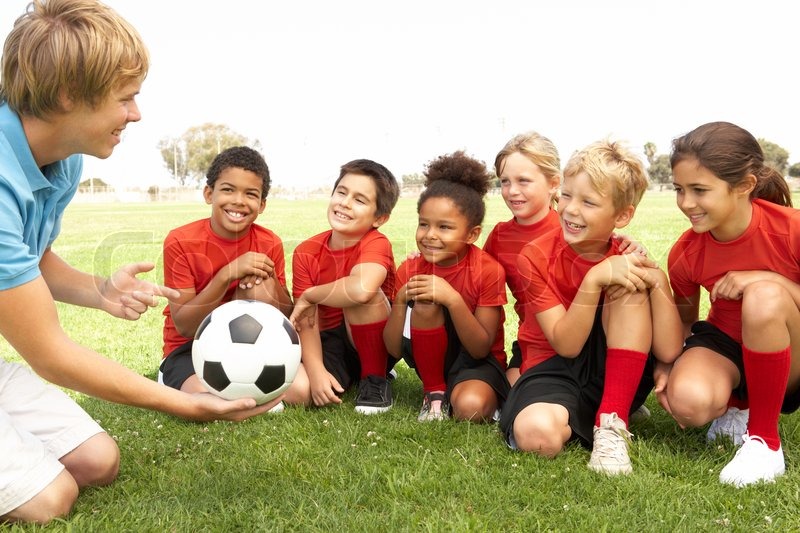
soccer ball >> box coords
[192,300,301,404]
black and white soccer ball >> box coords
[192,300,301,404]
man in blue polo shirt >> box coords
[0,0,281,525]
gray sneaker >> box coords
[417,391,449,422]
[629,404,650,424]
[707,407,749,446]
[588,412,633,475]
[354,375,393,415]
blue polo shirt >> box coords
[0,103,82,290]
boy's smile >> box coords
[327,173,385,249]
[204,167,266,240]
[558,172,629,256]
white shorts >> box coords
[0,360,104,515]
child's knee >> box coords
[63,433,119,488]
[742,281,792,325]
[9,470,79,524]
[512,416,566,458]
[666,379,723,427]
[451,391,494,422]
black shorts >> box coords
[401,308,510,404]
[684,321,800,413]
[160,341,195,390]
[499,310,654,447]
[507,340,522,370]
[320,321,361,392]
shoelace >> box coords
[593,426,631,460]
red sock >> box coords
[743,345,790,450]
[349,319,388,379]
[596,348,648,426]
[411,326,448,392]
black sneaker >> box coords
[354,375,393,414]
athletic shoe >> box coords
[707,407,749,446]
[354,375,393,414]
[387,368,398,381]
[588,412,633,475]
[719,433,785,487]
[629,404,651,424]
[267,401,285,414]
[417,391,449,422]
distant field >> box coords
[6,192,800,531]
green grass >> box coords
[4,192,800,531]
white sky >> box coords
[1,0,799,189]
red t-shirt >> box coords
[396,244,508,368]
[668,199,800,344]
[162,218,287,357]
[483,209,561,321]
[516,227,621,373]
[291,228,396,332]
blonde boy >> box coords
[499,140,682,475]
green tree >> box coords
[643,142,671,188]
[788,162,800,178]
[758,139,789,176]
[158,123,261,186]
[401,172,425,190]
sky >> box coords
[1,0,798,189]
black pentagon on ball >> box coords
[195,312,213,340]
[229,313,263,344]
[255,364,286,394]
[282,319,299,345]
[203,361,230,391]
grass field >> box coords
[4,192,800,532]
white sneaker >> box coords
[719,434,785,487]
[267,401,285,414]
[588,412,633,475]
[707,407,749,446]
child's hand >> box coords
[614,233,648,257]
[710,271,770,302]
[652,360,677,423]
[289,295,316,330]
[406,250,421,261]
[405,274,457,307]
[591,254,658,294]
[309,369,344,406]
[238,274,262,290]
[229,252,274,281]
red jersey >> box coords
[483,209,561,321]
[397,244,508,368]
[668,199,800,344]
[162,218,287,357]
[516,227,622,373]
[292,228,396,332]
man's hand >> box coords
[101,262,180,320]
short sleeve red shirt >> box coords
[162,219,287,357]
[396,244,508,367]
[516,227,621,373]
[292,228,396,332]
[668,199,800,343]
[483,209,561,322]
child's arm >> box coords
[711,270,800,307]
[405,274,499,358]
[296,312,344,406]
[384,283,410,358]
[646,267,683,364]
[170,251,275,338]
[536,254,657,357]
[291,262,388,328]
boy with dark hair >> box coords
[160,146,307,409]
[0,0,278,524]
[290,159,400,413]
[499,139,682,475]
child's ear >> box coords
[613,205,635,229]
[258,198,267,214]
[735,174,757,197]
[466,225,482,244]
[202,185,213,204]
[57,89,75,113]
[372,214,390,228]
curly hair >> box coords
[206,146,270,198]
[418,151,490,227]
